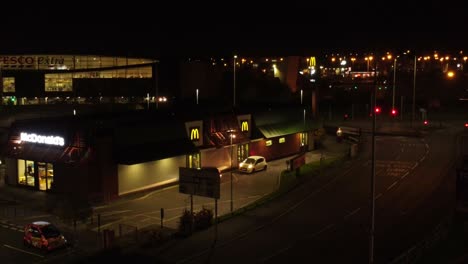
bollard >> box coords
[97,214,101,234]
[160,208,164,229]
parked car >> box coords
[239,156,267,173]
[23,221,68,252]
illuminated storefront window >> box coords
[2,77,15,92]
[300,132,308,146]
[237,143,249,162]
[187,153,201,169]
[18,159,35,187]
[0,55,155,70]
[17,160,54,191]
[38,162,54,191]
[45,74,73,92]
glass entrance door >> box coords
[38,162,47,191]
[37,162,54,191]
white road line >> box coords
[376,193,383,200]
[99,210,133,217]
[387,182,397,190]
[344,208,360,219]
[22,215,51,220]
[314,223,335,236]
[3,244,44,258]
[401,171,409,179]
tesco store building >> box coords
[0,54,157,105]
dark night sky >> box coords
[2,2,467,58]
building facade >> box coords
[0,54,157,105]
[2,107,318,202]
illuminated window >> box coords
[301,133,308,146]
[187,153,201,169]
[18,159,35,187]
[237,143,249,162]
[2,77,15,92]
[279,137,286,143]
[45,74,72,92]
[265,140,272,146]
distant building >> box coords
[0,54,158,105]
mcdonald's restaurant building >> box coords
[2,108,319,202]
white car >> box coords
[239,156,267,173]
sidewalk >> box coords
[0,134,352,262]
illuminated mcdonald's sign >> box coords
[190,127,200,141]
[241,120,249,132]
[309,56,316,67]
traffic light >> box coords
[424,120,429,125]
[375,107,381,114]
[391,108,397,116]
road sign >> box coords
[179,167,221,199]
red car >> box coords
[23,221,68,252]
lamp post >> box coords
[411,55,417,127]
[229,131,236,213]
[369,56,377,264]
[233,55,237,107]
[392,57,397,110]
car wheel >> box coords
[23,239,30,247]
[42,246,49,254]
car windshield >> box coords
[243,158,256,164]
[41,224,61,238]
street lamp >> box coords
[365,56,373,72]
[233,55,237,107]
[412,55,417,128]
[392,57,397,110]
[228,130,236,213]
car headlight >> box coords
[248,165,253,169]
[239,162,244,167]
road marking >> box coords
[419,156,426,162]
[3,244,44,258]
[387,182,397,190]
[412,162,418,170]
[344,208,360,219]
[401,171,409,179]
[22,215,51,220]
[99,210,133,217]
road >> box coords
[150,123,458,263]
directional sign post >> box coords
[179,167,221,199]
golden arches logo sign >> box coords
[309,56,316,67]
[190,127,200,141]
[241,120,249,132]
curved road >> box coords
[155,124,459,263]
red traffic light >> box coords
[375,107,381,114]
[465,123,468,128]
[424,120,428,125]
[391,109,397,115]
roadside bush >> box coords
[178,209,194,237]
[194,207,213,230]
